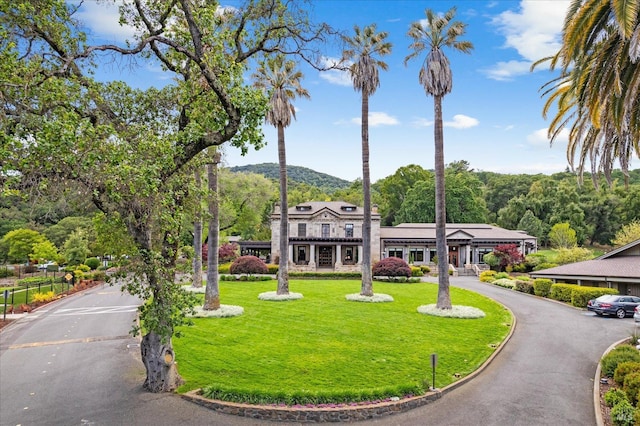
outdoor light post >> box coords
[430,353,438,390]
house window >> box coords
[388,248,403,259]
[322,224,330,238]
[429,249,437,262]
[477,248,493,264]
[409,249,424,262]
[298,223,306,237]
[345,223,354,238]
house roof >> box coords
[381,223,536,242]
[531,239,640,283]
[272,201,381,220]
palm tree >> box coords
[405,7,473,309]
[342,24,392,297]
[253,54,309,295]
[537,0,640,187]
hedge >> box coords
[533,278,553,297]
[549,282,617,307]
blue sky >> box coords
[77,1,583,182]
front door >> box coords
[318,246,333,267]
[448,247,458,267]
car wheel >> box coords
[616,309,626,319]
[596,312,603,316]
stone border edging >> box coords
[180,305,517,422]
[594,337,630,426]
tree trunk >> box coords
[204,153,221,310]
[361,91,373,297]
[140,331,183,392]
[434,95,452,309]
[192,168,203,288]
[277,123,289,295]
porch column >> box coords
[309,244,316,268]
[357,245,363,265]
[335,244,342,266]
[288,244,294,266]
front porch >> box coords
[288,241,363,273]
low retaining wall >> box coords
[182,390,442,423]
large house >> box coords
[266,201,538,273]
[530,239,640,296]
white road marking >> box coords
[51,305,139,316]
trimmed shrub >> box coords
[410,266,424,277]
[76,264,91,272]
[611,399,636,426]
[372,257,411,278]
[514,280,534,294]
[91,271,107,282]
[31,291,56,304]
[494,272,511,280]
[479,270,496,283]
[623,372,640,406]
[266,264,278,274]
[614,362,640,386]
[229,256,268,275]
[290,271,362,279]
[17,276,54,286]
[85,257,101,270]
[492,278,516,289]
[605,388,628,407]
[218,263,231,274]
[549,283,579,303]
[533,278,553,297]
[419,265,431,274]
[601,345,640,377]
[572,286,618,308]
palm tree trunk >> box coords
[192,168,203,288]
[277,123,289,295]
[204,154,221,310]
[434,95,452,309]
[361,91,373,297]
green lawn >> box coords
[174,279,512,403]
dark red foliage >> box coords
[493,244,524,269]
[229,255,268,275]
[201,242,240,264]
[218,242,240,263]
[372,257,411,277]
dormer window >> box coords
[341,205,356,212]
[296,205,312,211]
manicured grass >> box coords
[174,280,512,402]
[0,283,67,308]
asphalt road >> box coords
[0,277,635,425]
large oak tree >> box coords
[1,0,331,392]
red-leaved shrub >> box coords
[229,255,268,275]
[372,257,411,277]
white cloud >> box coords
[527,127,569,149]
[411,114,478,129]
[411,117,433,128]
[444,114,479,129]
[485,1,570,80]
[318,56,352,87]
[483,60,532,81]
[76,1,137,41]
[350,112,399,127]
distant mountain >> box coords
[229,163,352,191]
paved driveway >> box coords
[1,277,635,425]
